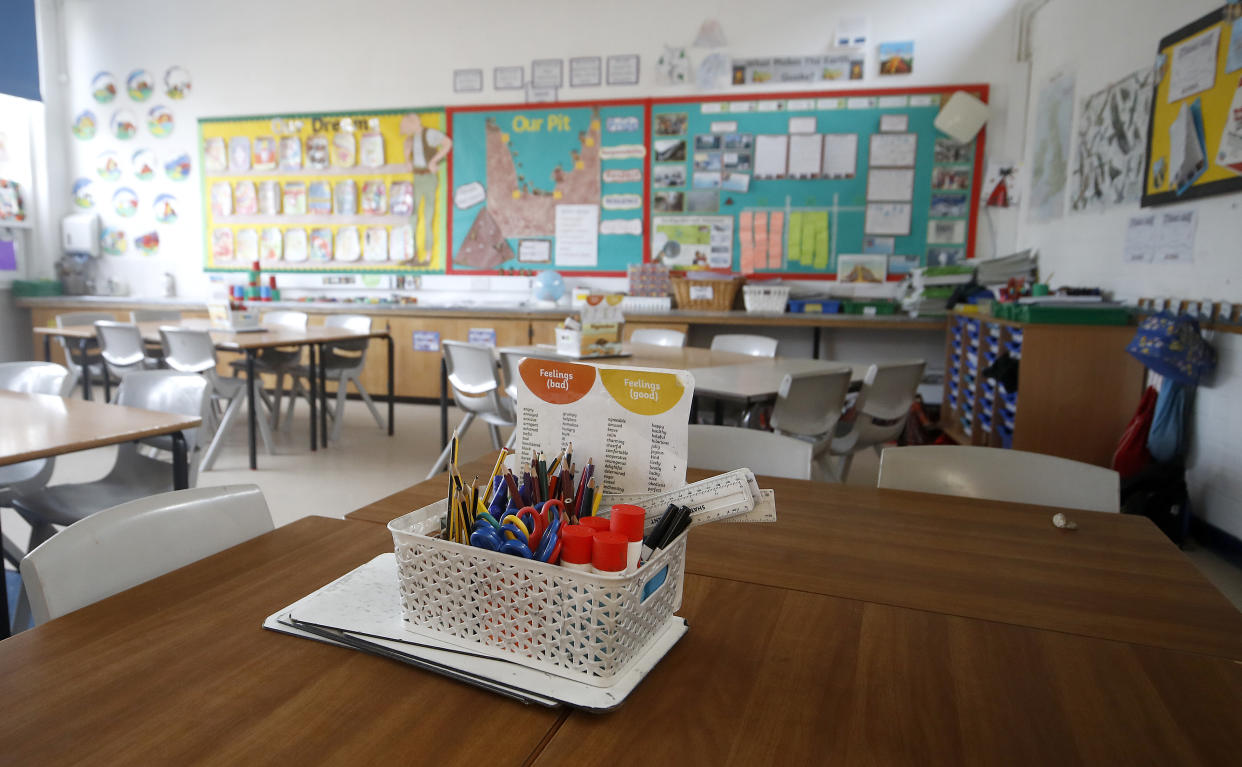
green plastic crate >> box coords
[843,300,898,316]
[1007,304,1131,325]
[11,280,63,297]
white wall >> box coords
[41,0,1024,300]
[1021,0,1242,539]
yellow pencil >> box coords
[590,478,602,516]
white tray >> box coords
[262,554,688,711]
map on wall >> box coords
[1028,71,1076,222]
[1070,67,1155,212]
[450,103,646,274]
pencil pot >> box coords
[388,499,688,687]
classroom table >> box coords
[37,320,395,470]
[0,389,201,639]
[348,462,1242,661]
[2,508,1240,762]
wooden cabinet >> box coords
[941,313,1145,468]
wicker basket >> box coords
[671,276,742,311]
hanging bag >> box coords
[1112,385,1158,478]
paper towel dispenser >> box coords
[62,213,99,257]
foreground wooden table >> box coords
[0,389,201,640]
[2,513,1239,764]
[349,464,1242,660]
[38,320,395,469]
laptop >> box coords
[207,301,264,332]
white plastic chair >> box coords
[767,368,854,481]
[710,334,778,357]
[160,326,275,470]
[20,484,274,625]
[55,311,113,398]
[282,314,385,442]
[689,424,813,480]
[824,360,926,482]
[877,446,1120,513]
[229,310,308,427]
[631,328,686,347]
[9,370,211,554]
[426,341,515,478]
[0,362,72,568]
[95,321,155,387]
[498,349,523,402]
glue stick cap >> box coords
[560,525,595,566]
[592,531,628,574]
[609,504,645,543]
[580,517,610,533]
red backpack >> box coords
[1113,386,1158,478]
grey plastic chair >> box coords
[689,424,813,480]
[825,360,926,482]
[229,311,308,427]
[710,333,778,357]
[160,326,274,470]
[631,328,686,347]
[768,368,854,481]
[9,370,211,551]
[55,311,113,399]
[95,321,155,387]
[282,314,385,442]
[20,484,274,625]
[498,349,524,403]
[426,341,515,478]
[131,310,183,365]
[0,362,72,568]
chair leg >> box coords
[505,429,517,449]
[12,589,33,633]
[352,375,386,430]
[2,533,25,570]
[284,376,302,431]
[426,414,475,479]
[487,424,502,450]
[201,391,246,471]
[836,453,856,483]
[270,372,285,429]
[331,374,349,443]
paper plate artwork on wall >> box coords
[260,228,282,261]
[96,151,121,181]
[165,153,191,180]
[91,72,117,104]
[111,110,138,140]
[72,111,97,140]
[113,187,139,217]
[147,105,174,137]
[72,178,95,209]
[132,149,157,180]
[164,66,191,100]
[127,69,154,101]
[135,230,159,255]
[101,226,127,255]
[203,137,226,172]
[153,193,177,224]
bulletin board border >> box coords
[1141,6,1242,208]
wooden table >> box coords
[0,390,201,639]
[348,463,1242,661]
[3,510,1240,762]
[37,320,395,470]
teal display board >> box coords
[648,86,987,278]
[449,100,647,275]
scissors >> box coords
[503,507,546,550]
[470,519,533,558]
[534,515,562,563]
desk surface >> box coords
[689,358,864,399]
[36,320,389,351]
[2,515,1240,765]
[0,390,202,467]
[347,462,1242,660]
[498,342,755,372]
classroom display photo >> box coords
[4,1,1242,764]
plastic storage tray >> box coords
[388,499,688,687]
[787,298,842,314]
[742,284,791,313]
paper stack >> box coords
[975,249,1036,286]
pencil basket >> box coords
[742,284,791,313]
[388,499,687,687]
[670,275,742,311]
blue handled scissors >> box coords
[534,515,562,563]
[470,519,533,558]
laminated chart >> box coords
[514,358,694,495]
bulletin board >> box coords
[199,107,449,272]
[648,85,987,279]
[448,100,647,275]
[1142,5,1242,207]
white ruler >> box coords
[603,468,765,531]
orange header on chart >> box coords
[518,358,595,405]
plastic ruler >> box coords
[604,469,772,531]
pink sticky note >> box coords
[768,213,785,269]
[741,246,756,274]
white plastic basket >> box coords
[621,295,673,314]
[388,499,687,687]
[743,284,791,313]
